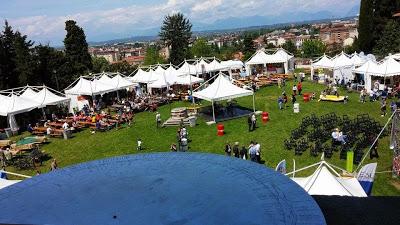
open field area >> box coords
[9,80,400,196]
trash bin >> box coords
[293,103,300,113]
[217,124,224,136]
[4,128,12,138]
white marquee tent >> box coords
[353,55,400,91]
[193,73,254,122]
[289,161,367,197]
[65,77,115,96]
[245,49,294,75]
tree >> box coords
[372,0,400,49]
[159,13,192,65]
[358,0,375,53]
[242,35,255,54]
[144,46,165,66]
[64,20,92,78]
[13,31,35,85]
[32,45,67,90]
[92,56,109,73]
[282,40,297,55]
[190,38,213,58]
[301,39,326,58]
[0,21,18,89]
[373,20,400,57]
[107,61,137,75]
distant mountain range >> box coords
[88,4,360,46]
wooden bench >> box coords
[0,140,12,147]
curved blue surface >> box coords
[0,153,326,225]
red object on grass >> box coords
[217,124,224,136]
[303,93,310,102]
[262,112,269,123]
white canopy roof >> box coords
[0,94,38,116]
[193,74,253,102]
[350,53,367,66]
[205,59,223,72]
[23,87,69,107]
[64,77,115,95]
[374,57,400,77]
[177,62,197,75]
[332,52,353,68]
[312,55,333,69]
[246,49,294,65]
[129,68,159,84]
[110,74,136,89]
[220,60,244,69]
[175,75,204,85]
[353,60,380,74]
[291,162,367,197]
[245,50,271,65]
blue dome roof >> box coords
[0,153,325,225]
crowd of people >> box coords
[224,141,262,163]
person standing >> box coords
[156,112,161,128]
[297,82,302,95]
[381,99,387,117]
[137,138,142,151]
[240,146,248,160]
[233,142,240,158]
[278,96,284,110]
[180,137,188,152]
[248,142,257,162]
[254,142,261,163]
[50,159,58,171]
[251,114,257,131]
[176,129,182,151]
[292,94,297,105]
[247,115,252,132]
[292,84,297,96]
[224,142,232,156]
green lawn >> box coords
[8,80,400,196]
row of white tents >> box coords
[311,51,400,91]
[245,48,295,75]
[0,86,71,130]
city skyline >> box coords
[1,0,360,45]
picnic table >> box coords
[48,122,64,128]
[33,127,47,135]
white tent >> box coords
[193,73,254,122]
[21,87,70,107]
[311,54,333,69]
[110,73,136,89]
[0,94,38,116]
[175,75,204,85]
[245,49,294,75]
[350,53,366,67]
[129,68,159,84]
[220,60,244,69]
[290,161,367,197]
[64,77,115,96]
[177,61,198,75]
[205,59,223,72]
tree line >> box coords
[358,0,400,57]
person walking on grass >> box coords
[292,84,297,96]
[292,94,297,105]
[278,96,284,110]
[251,114,257,131]
[156,112,161,128]
[137,138,142,151]
[240,146,248,160]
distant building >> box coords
[122,55,145,66]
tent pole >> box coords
[212,100,216,123]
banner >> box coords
[357,163,377,196]
[275,159,286,174]
[346,151,354,172]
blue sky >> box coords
[1,0,360,45]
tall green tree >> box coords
[0,21,18,89]
[144,46,165,65]
[373,20,400,57]
[372,0,400,48]
[358,0,375,53]
[159,13,192,65]
[301,39,326,58]
[190,38,213,58]
[282,40,297,55]
[64,20,92,78]
[13,31,35,85]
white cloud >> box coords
[5,0,360,45]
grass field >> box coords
[8,80,400,196]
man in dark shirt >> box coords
[233,142,240,158]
